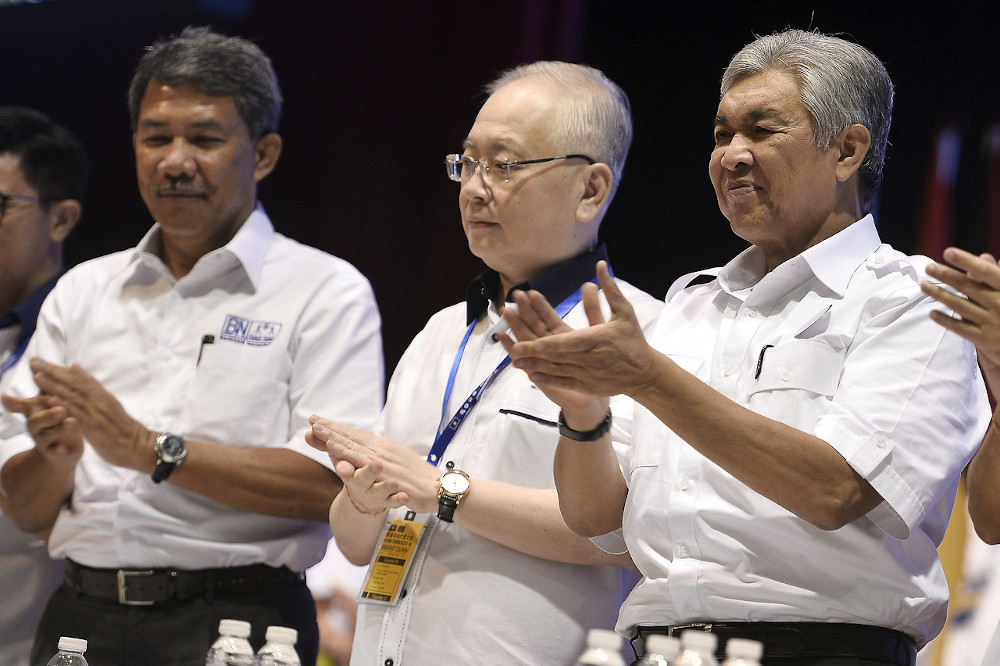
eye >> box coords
[140,134,171,147]
[713,130,732,145]
[190,135,224,148]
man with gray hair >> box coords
[0,27,384,665]
[307,61,662,664]
[501,30,988,665]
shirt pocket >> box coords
[629,354,705,470]
[487,385,561,488]
[746,340,844,429]
[183,341,292,446]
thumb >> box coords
[595,260,635,322]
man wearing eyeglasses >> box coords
[0,28,384,665]
[308,61,662,664]
[501,30,989,665]
[0,106,86,666]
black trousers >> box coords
[30,578,319,666]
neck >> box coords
[0,260,60,319]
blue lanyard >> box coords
[0,337,29,380]
[426,282,596,465]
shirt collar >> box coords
[129,203,274,289]
[5,272,61,348]
[718,214,881,298]
[464,244,611,324]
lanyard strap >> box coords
[427,281,596,465]
[0,337,29,379]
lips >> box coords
[725,180,761,198]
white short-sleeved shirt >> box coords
[0,207,385,572]
[351,249,663,666]
[615,216,990,648]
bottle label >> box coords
[359,513,425,606]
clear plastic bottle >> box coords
[255,626,301,666]
[719,637,763,666]
[640,634,681,665]
[45,637,89,666]
[672,630,718,666]
[206,619,255,666]
[576,628,626,665]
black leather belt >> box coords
[64,559,305,606]
[635,622,916,664]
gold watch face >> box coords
[440,470,470,495]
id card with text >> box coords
[359,515,425,606]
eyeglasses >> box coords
[0,192,54,223]
[445,153,595,185]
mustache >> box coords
[152,181,212,197]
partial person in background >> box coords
[308,61,663,664]
[305,540,366,666]
[502,29,988,665]
[0,27,383,666]
[921,248,1000,665]
[0,106,87,666]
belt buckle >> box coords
[117,569,156,606]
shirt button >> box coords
[723,366,734,377]
[683,603,695,613]
[780,370,792,382]
[678,544,690,558]
[873,254,885,265]
[679,479,692,491]
[876,437,887,448]
[385,660,394,666]
[747,308,759,318]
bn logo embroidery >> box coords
[220,314,282,347]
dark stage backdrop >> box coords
[2,0,999,381]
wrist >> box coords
[558,409,613,442]
[343,489,386,518]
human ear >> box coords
[47,199,82,243]
[834,124,871,183]
[576,162,613,223]
[253,132,283,182]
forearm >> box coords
[329,489,386,565]
[454,481,628,566]
[631,353,881,530]
[552,435,627,537]
[968,412,1000,544]
[0,449,74,533]
[164,440,342,522]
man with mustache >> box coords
[0,27,383,665]
[502,30,989,665]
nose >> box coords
[460,163,492,204]
[719,134,753,171]
[159,138,197,178]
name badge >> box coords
[359,512,425,606]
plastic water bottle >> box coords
[720,637,763,666]
[206,619,255,665]
[640,634,681,665]
[45,637,88,666]
[255,626,301,666]
[672,630,718,666]
[576,628,626,665]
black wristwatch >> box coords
[436,469,471,522]
[557,410,613,442]
[152,433,187,483]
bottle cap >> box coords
[57,637,88,653]
[586,628,623,651]
[218,619,252,638]
[644,634,681,659]
[265,626,298,645]
[724,637,763,659]
[679,629,718,652]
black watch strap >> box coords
[437,496,459,523]
[558,410,613,442]
[152,459,177,483]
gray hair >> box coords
[721,29,893,213]
[486,61,632,197]
[127,26,282,138]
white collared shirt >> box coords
[351,279,663,666]
[0,207,385,571]
[616,216,989,648]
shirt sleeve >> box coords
[814,282,989,539]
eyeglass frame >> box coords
[444,153,596,185]
[0,192,56,223]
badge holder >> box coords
[358,511,426,606]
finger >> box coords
[503,290,553,340]
[595,260,635,323]
[1,393,44,415]
[581,282,606,327]
[920,280,986,323]
[941,247,1000,291]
